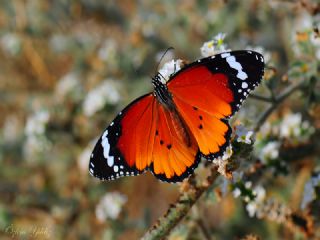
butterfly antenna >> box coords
[155,47,175,73]
[157,72,166,81]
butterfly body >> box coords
[89,51,264,182]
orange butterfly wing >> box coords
[149,102,200,181]
[167,51,264,159]
[90,94,200,182]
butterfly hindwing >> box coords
[149,103,200,182]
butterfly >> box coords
[89,50,264,183]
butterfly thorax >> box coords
[152,74,175,110]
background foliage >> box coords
[0,0,319,239]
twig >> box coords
[254,79,305,132]
[249,94,274,103]
[196,218,212,240]
[141,168,219,240]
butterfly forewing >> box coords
[89,94,153,180]
[167,50,264,159]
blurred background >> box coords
[0,0,320,239]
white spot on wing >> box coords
[101,130,114,167]
[225,55,248,80]
[90,162,94,167]
[114,165,119,172]
[242,82,248,88]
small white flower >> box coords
[98,39,117,61]
[0,33,21,56]
[200,40,216,57]
[25,110,50,136]
[201,33,230,57]
[55,72,80,98]
[158,59,183,83]
[253,186,266,203]
[159,59,182,84]
[233,188,241,198]
[246,185,266,217]
[235,125,254,144]
[95,192,127,222]
[221,145,233,161]
[214,33,226,46]
[245,181,252,189]
[279,112,315,142]
[260,141,280,162]
[212,145,233,176]
[24,110,51,162]
[279,113,302,138]
[83,80,121,117]
[246,202,258,217]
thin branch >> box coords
[141,168,219,240]
[196,218,212,240]
[254,79,305,132]
[249,94,274,103]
